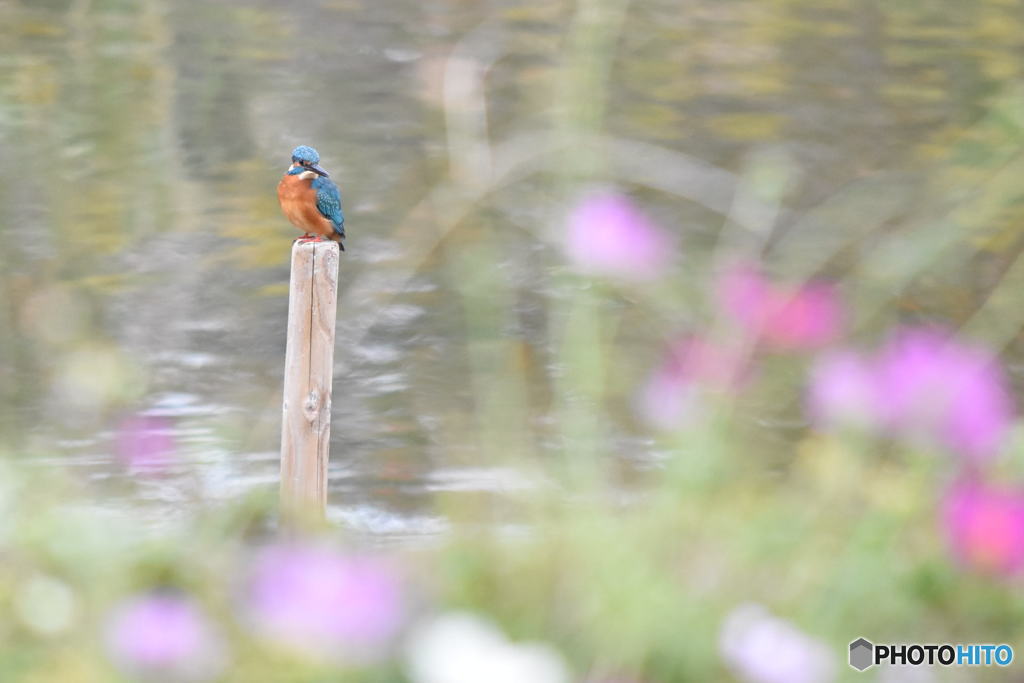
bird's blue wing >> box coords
[312,176,345,239]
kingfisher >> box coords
[277,145,346,250]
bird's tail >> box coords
[333,224,346,251]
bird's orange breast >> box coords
[277,174,334,237]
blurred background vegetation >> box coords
[3,0,1024,680]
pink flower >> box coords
[116,415,175,473]
[718,265,843,351]
[875,329,1013,462]
[807,351,882,430]
[942,480,1024,575]
[105,593,224,681]
[638,336,747,429]
[807,329,1013,462]
[246,544,405,659]
[564,192,673,280]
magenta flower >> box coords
[246,543,405,659]
[942,480,1024,575]
[564,192,673,280]
[807,329,1013,462]
[105,593,224,681]
[718,264,843,351]
[116,415,175,473]
[638,336,747,429]
[875,329,1013,461]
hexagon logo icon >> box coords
[849,637,874,671]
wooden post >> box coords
[280,240,340,522]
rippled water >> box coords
[3,0,1023,538]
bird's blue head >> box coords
[292,145,319,165]
[289,145,328,177]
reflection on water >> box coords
[3,0,1024,538]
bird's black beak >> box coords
[311,164,329,177]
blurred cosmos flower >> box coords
[942,479,1024,576]
[638,336,747,429]
[406,612,570,683]
[564,192,673,281]
[116,415,175,473]
[875,329,1012,462]
[14,574,76,637]
[719,604,835,683]
[808,329,1013,461]
[807,351,882,431]
[246,544,404,660]
[718,264,843,351]
[105,593,224,682]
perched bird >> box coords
[277,145,346,250]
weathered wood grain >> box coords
[280,240,339,522]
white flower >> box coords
[406,612,569,683]
[719,603,835,683]
[14,574,76,636]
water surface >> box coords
[3,0,1023,539]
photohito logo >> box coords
[849,638,1013,671]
